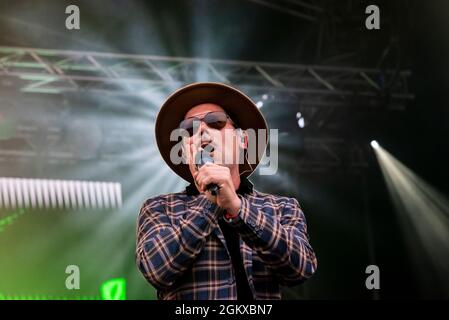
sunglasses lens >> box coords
[204,112,227,130]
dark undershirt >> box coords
[218,216,254,300]
[186,177,254,300]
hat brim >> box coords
[155,82,268,183]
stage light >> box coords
[0,177,122,210]
[256,101,264,108]
[262,94,268,100]
[373,145,449,295]
[0,277,126,300]
[370,140,379,149]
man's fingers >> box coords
[196,165,227,182]
[197,173,220,190]
[196,172,210,190]
[196,167,217,183]
[187,141,199,175]
[195,163,231,195]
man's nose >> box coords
[193,120,208,135]
[191,120,209,142]
[199,121,209,134]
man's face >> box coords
[182,103,242,175]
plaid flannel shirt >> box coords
[136,179,317,300]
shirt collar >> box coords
[186,176,253,196]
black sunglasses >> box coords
[179,111,233,137]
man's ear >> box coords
[237,129,248,150]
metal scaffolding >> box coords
[0,46,413,100]
[0,46,413,172]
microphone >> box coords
[195,149,219,196]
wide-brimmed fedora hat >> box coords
[155,82,268,183]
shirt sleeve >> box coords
[135,196,219,290]
[226,195,317,286]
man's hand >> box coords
[193,163,241,215]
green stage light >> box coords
[100,278,126,300]
[0,209,26,233]
[0,278,126,300]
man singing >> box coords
[136,82,317,300]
